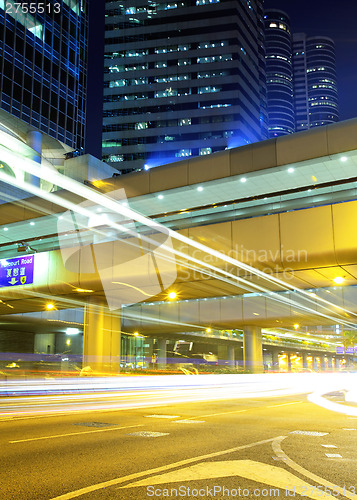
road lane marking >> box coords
[272,436,357,500]
[127,431,169,437]
[49,435,285,500]
[174,419,205,424]
[266,401,303,408]
[325,453,342,458]
[181,409,247,420]
[119,459,329,499]
[9,424,143,444]
[321,444,337,448]
[290,431,328,436]
[144,415,180,419]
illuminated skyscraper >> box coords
[305,36,339,128]
[264,9,295,137]
[265,10,339,137]
[103,0,268,173]
[0,0,88,150]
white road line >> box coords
[181,409,247,420]
[174,420,205,424]
[49,435,285,500]
[266,401,303,408]
[321,444,337,448]
[272,436,357,500]
[144,415,180,419]
[9,424,143,444]
[325,453,342,458]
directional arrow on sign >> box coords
[8,277,18,285]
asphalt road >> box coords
[0,387,357,500]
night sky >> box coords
[85,0,357,157]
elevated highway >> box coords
[1,119,357,370]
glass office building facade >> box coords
[103,0,268,173]
[0,0,88,150]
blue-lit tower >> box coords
[264,9,295,137]
[306,36,339,128]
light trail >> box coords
[0,147,356,330]
[0,373,354,418]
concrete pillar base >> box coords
[157,338,167,370]
[83,300,121,374]
[243,326,263,373]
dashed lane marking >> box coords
[144,415,180,419]
[126,431,169,437]
[321,444,337,448]
[290,431,328,436]
[174,419,205,424]
[266,401,304,409]
[325,453,343,458]
[9,424,143,444]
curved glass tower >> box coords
[306,36,339,128]
[264,9,295,137]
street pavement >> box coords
[0,386,357,500]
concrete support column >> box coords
[272,350,280,371]
[26,130,42,187]
[302,353,308,370]
[83,300,121,373]
[312,356,318,371]
[327,356,333,371]
[287,353,292,372]
[243,326,263,373]
[157,338,167,370]
[328,356,335,370]
[227,345,235,367]
[34,333,56,354]
[144,337,154,366]
[218,345,228,365]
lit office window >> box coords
[135,122,148,129]
[109,79,126,87]
[198,86,221,93]
[198,41,228,49]
[109,155,124,162]
[178,59,191,66]
[155,62,167,68]
[102,141,122,148]
[155,88,178,97]
[199,147,212,155]
[196,0,219,4]
[179,118,191,126]
[176,149,192,157]
[130,78,148,85]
